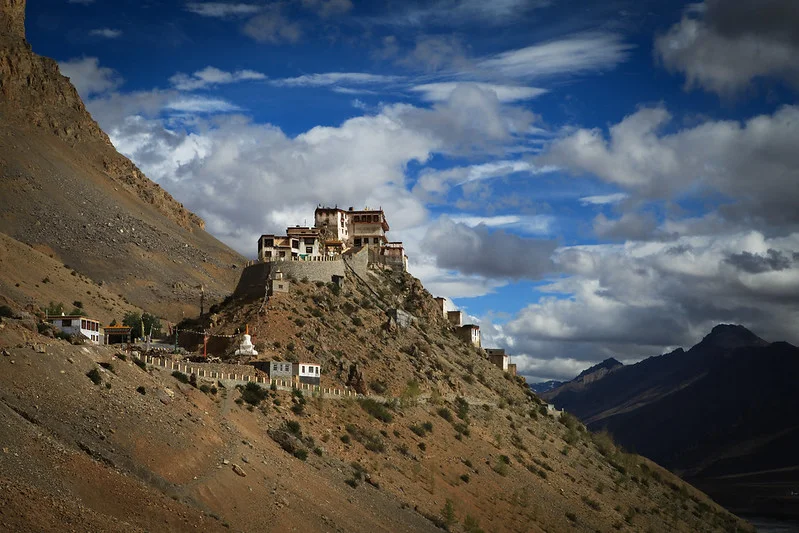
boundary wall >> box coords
[138,354,358,399]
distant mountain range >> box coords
[528,380,564,394]
[541,325,799,520]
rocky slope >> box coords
[543,325,799,520]
[0,268,757,532]
[0,0,244,321]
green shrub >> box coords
[136,386,146,395]
[463,515,484,533]
[581,495,601,511]
[441,499,456,529]
[351,316,363,327]
[422,421,433,432]
[0,305,14,318]
[240,382,268,406]
[359,398,393,423]
[460,474,470,483]
[171,371,189,384]
[455,396,469,420]
[565,511,577,523]
[409,424,427,437]
[199,384,211,394]
[98,362,115,374]
[340,434,351,444]
[369,381,387,394]
[437,408,453,422]
[293,449,308,461]
[86,368,102,385]
[134,359,147,370]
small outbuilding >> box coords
[294,362,321,386]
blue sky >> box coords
[27,0,799,381]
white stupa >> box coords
[235,325,258,356]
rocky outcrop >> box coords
[0,0,25,42]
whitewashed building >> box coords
[48,314,101,344]
[294,362,321,386]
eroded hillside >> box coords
[0,264,755,532]
[0,0,243,321]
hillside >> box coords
[0,270,755,532]
[0,0,244,321]
[543,325,799,519]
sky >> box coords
[26,0,799,382]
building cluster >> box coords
[47,314,132,345]
[257,206,407,271]
[251,360,322,386]
[433,297,518,376]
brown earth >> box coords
[0,0,244,322]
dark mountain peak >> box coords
[576,357,623,380]
[694,324,768,352]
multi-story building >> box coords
[258,205,406,271]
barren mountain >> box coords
[543,325,799,520]
[0,0,244,321]
[0,272,755,532]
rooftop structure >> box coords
[47,314,102,344]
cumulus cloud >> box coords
[185,2,260,18]
[421,217,557,280]
[541,105,799,231]
[725,249,794,274]
[593,212,658,241]
[58,57,123,97]
[504,231,799,368]
[169,66,266,91]
[656,0,799,95]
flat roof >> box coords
[48,315,100,321]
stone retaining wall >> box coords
[139,354,358,399]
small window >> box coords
[265,239,274,247]
[373,237,379,244]
[315,367,319,375]
[301,365,306,373]
[306,247,313,254]
[265,251,272,257]
[279,251,286,257]
[354,238,361,246]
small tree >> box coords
[441,499,456,530]
[44,301,65,316]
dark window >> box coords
[306,247,313,254]
[291,239,299,248]
[265,251,272,257]
[279,251,286,257]
[354,238,361,246]
[302,365,306,373]
[62,319,72,327]
[265,239,274,247]
[373,237,379,244]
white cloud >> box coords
[479,32,634,79]
[163,96,241,113]
[58,57,123,97]
[411,82,547,103]
[185,2,260,18]
[169,66,267,91]
[540,104,799,229]
[579,193,628,206]
[89,28,122,39]
[503,231,799,364]
[655,0,799,95]
[413,159,555,202]
[271,72,402,88]
[448,214,554,235]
